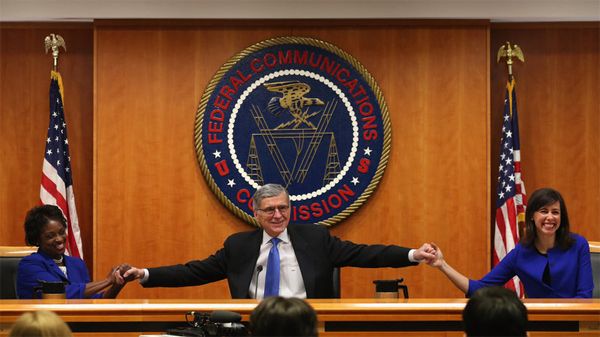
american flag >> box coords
[493,78,526,298]
[40,71,83,258]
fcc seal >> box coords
[194,37,391,226]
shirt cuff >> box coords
[139,268,149,284]
[408,249,420,263]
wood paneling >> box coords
[3,20,597,301]
[0,23,94,271]
[94,20,490,299]
[490,23,600,245]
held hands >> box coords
[101,264,131,299]
[427,242,445,268]
[413,242,446,267]
[107,264,128,286]
[122,266,145,282]
[413,243,437,264]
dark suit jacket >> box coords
[145,224,417,298]
[16,248,101,299]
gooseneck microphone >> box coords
[254,265,263,299]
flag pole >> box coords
[493,41,527,297]
[44,33,66,72]
[40,33,84,258]
[496,41,526,238]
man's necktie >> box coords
[264,237,281,297]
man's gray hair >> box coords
[253,184,289,210]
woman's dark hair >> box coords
[521,187,574,250]
[24,205,67,246]
[250,297,318,337]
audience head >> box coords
[463,286,528,337]
[9,310,73,337]
[522,187,573,249]
[250,296,318,337]
[24,205,67,259]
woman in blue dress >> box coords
[16,205,126,299]
[430,188,593,298]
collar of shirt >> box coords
[262,228,290,245]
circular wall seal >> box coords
[194,36,391,226]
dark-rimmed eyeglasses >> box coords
[257,205,290,216]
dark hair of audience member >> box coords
[463,286,528,337]
[250,296,318,336]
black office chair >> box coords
[0,246,37,299]
[590,241,600,298]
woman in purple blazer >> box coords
[16,205,125,299]
[430,188,593,298]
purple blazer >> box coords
[16,248,101,299]
[468,234,593,298]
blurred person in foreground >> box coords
[8,310,73,337]
[463,286,528,337]
[250,296,318,337]
[429,187,593,298]
[17,204,127,299]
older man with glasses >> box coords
[124,183,435,299]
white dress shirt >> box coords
[248,228,307,299]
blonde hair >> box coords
[9,311,72,337]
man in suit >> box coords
[124,183,436,298]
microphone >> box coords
[209,310,242,323]
[254,265,263,299]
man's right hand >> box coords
[122,266,144,282]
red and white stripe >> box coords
[41,158,83,258]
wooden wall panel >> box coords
[0,23,94,271]
[4,20,596,301]
[94,20,490,299]
[490,23,600,246]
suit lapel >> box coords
[234,230,262,298]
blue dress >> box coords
[468,234,594,298]
[16,249,103,299]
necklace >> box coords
[52,255,64,264]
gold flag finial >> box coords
[497,41,524,79]
[44,34,66,71]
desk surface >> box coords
[1,298,599,322]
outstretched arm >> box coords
[101,265,130,298]
[429,242,469,294]
[83,277,113,298]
